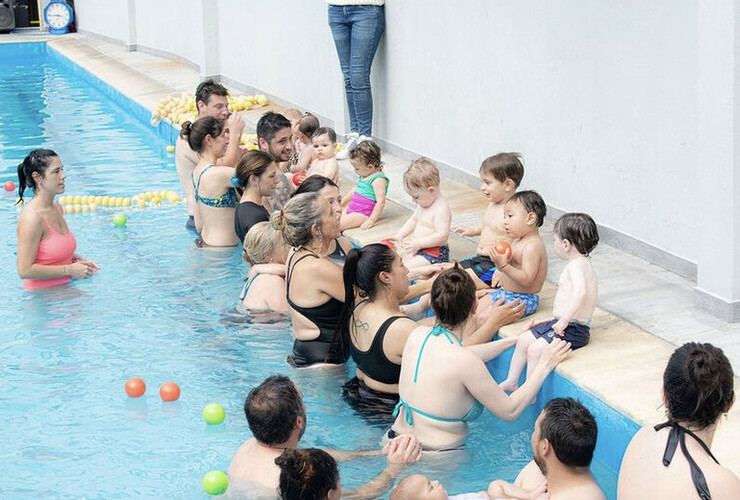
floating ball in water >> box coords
[4,181,15,191]
[202,403,225,425]
[166,145,175,153]
[125,377,146,398]
[159,382,180,402]
[113,214,127,227]
[202,471,228,496]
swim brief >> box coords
[531,318,590,349]
[460,254,496,286]
[416,245,450,264]
[489,288,539,317]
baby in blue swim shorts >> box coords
[475,190,549,325]
[499,212,600,392]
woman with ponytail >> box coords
[16,149,99,290]
[339,243,430,415]
[180,116,239,247]
[390,267,571,450]
[618,343,739,499]
[271,192,348,367]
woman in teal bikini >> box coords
[390,267,571,450]
[180,116,240,247]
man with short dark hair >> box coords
[227,375,421,498]
[488,398,605,500]
[256,112,294,211]
[175,79,245,230]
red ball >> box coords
[493,241,512,257]
[159,382,181,402]
[292,172,307,186]
[124,377,146,398]
[4,181,15,192]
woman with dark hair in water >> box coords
[618,342,739,500]
[16,149,99,290]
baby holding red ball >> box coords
[499,213,600,392]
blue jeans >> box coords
[328,5,385,137]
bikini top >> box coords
[654,420,720,500]
[350,315,405,385]
[192,164,239,208]
[285,251,345,337]
[239,275,259,301]
[393,324,484,425]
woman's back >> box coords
[618,425,740,500]
[192,163,239,246]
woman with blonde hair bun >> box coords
[240,222,288,312]
[270,192,347,367]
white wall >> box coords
[74,0,131,44]
[71,0,740,311]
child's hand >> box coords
[403,240,420,254]
[490,270,502,288]
[453,225,475,237]
[552,318,568,337]
[360,219,374,231]
[489,245,510,269]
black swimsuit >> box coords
[327,239,347,265]
[285,251,349,367]
[654,420,720,500]
[350,315,405,385]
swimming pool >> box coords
[0,41,635,498]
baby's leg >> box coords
[525,337,550,381]
[500,330,537,392]
[339,212,367,231]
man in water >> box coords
[228,375,421,498]
[256,112,294,211]
[175,79,245,230]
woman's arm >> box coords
[216,113,245,167]
[463,298,525,346]
[399,295,430,321]
[462,339,571,421]
[360,177,387,230]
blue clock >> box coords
[43,0,74,35]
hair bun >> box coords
[270,210,287,231]
[687,348,720,386]
[180,121,192,137]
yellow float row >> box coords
[59,191,182,212]
[151,91,269,127]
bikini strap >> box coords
[36,213,53,230]
[654,421,719,500]
[412,325,462,383]
[192,164,213,192]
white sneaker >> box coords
[358,135,373,144]
[336,133,359,160]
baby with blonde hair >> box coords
[240,222,289,312]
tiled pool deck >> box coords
[4,33,738,474]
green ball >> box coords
[113,213,127,227]
[202,403,225,425]
[202,470,228,495]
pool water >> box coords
[0,42,626,498]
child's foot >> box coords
[499,379,518,392]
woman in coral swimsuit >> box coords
[16,149,99,291]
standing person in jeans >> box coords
[328,1,385,159]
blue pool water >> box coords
[0,42,634,498]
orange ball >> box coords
[379,238,396,251]
[292,171,307,186]
[125,377,146,398]
[493,241,512,257]
[159,382,180,402]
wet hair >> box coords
[297,114,320,138]
[270,192,325,248]
[404,157,440,190]
[312,127,337,143]
[340,244,397,341]
[431,266,476,328]
[257,111,292,144]
[554,213,600,256]
[243,221,283,266]
[244,375,303,445]
[348,140,383,170]
[235,150,276,189]
[664,342,734,429]
[539,398,597,468]
[508,190,547,227]
[275,448,339,500]
[479,153,524,187]
[17,149,59,203]
[195,79,228,107]
[179,116,224,153]
[292,175,339,197]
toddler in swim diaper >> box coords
[393,157,452,271]
[340,140,388,231]
[306,127,339,184]
[499,212,599,392]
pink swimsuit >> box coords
[23,215,77,291]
